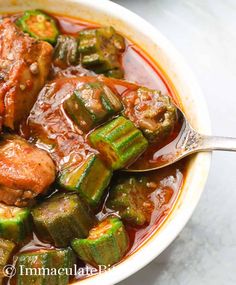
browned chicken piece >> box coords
[0,135,56,207]
[0,18,53,130]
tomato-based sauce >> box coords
[0,12,188,284]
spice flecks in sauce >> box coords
[1,12,187,284]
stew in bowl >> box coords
[0,7,204,285]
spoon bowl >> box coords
[126,107,236,172]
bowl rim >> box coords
[0,0,212,284]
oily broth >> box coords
[4,12,187,284]
[54,12,187,275]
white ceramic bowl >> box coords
[0,0,212,284]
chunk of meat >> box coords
[0,135,56,207]
[0,18,53,130]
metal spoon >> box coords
[126,108,236,172]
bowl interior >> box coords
[0,1,211,284]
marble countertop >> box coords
[112,1,236,284]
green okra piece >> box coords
[59,154,112,207]
[16,248,75,285]
[64,81,123,132]
[0,203,31,243]
[107,176,154,226]
[89,116,148,170]
[0,238,15,283]
[72,217,129,267]
[17,10,59,44]
[32,193,96,247]
[122,87,178,143]
[78,27,125,78]
[54,35,79,67]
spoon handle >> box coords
[126,124,236,172]
[198,135,236,152]
[183,127,236,155]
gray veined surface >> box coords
[112,0,236,284]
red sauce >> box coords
[4,12,188,284]
[54,15,99,35]
[53,12,188,229]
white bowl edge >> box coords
[0,1,212,284]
